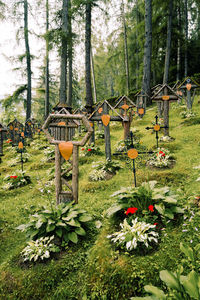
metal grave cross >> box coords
[145,115,168,148]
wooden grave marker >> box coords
[43,113,93,204]
[145,115,168,148]
[0,124,7,162]
[177,77,200,110]
[7,119,23,146]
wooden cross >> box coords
[0,124,7,162]
[177,77,200,110]
[7,119,23,146]
[113,131,153,187]
[151,84,180,137]
[43,112,93,204]
[145,115,168,148]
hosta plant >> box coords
[92,159,121,173]
[147,148,174,168]
[43,146,55,162]
[21,236,60,262]
[180,110,196,119]
[80,143,102,157]
[89,169,107,181]
[107,218,158,251]
[17,202,92,244]
[95,130,104,139]
[3,171,31,190]
[106,181,184,224]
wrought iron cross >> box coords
[145,115,168,148]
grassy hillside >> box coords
[0,100,200,299]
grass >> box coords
[0,100,200,299]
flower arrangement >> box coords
[147,147,174,168]
[107,218,158,251]
[80,143,102,157]
[89,159,121,181]
[4,171,31,190]
[5,139,12,144]
[21,236,60,262]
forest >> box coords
[0,0,200,299]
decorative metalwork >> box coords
[145,115,168,148]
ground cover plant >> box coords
[0,101,199,299]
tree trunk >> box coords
[163,0,173,137]
[176,1,181,82]
[59,0,68,105]
[90,46,97,103]
[67,0,72,108]
[142,0,152,106]
[135,0,139,89]
[45,0,50,119]
[24,0,32,121]
[85,2,93,113]
[121,0,130,95]
[184,0,188,78]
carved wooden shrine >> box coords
[42,112,93,204]
[177,77,200,110]
[151,84,180,136]
[7,119,23,145]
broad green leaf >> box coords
[180,242,194,261]
[66,219,81,227]
[144,285,166,299]
[171,207,184,214]
[180,271,200,299]
[63,232,69,242]
[68,232,78,244]
[75,227,86,236]
[56,221,66,227]
[46,224,55,232]
[36,219,44,229]
[61,205,71,214]
[163,197,177,204]
[16,224,26,231]
[152,194,165,200]
[79,215,92,222]
[131,296,157,300]
[106,204,123,217]
[155,204,165,215]
[56,228,62,238]
[163,209,174,219]
[62,211,78,221]
[48,219,55,225]
[160,270,181,291]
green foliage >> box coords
[80,143,102,157]
[17,203,92,244]
[21,236,60,262]
[92,159,121,173]
[180,110,197,119]
[147,147,174,168]
[89,169,107,181]
[106,181,184,223]
[43,146,55,162]
[107,218,158,252]
[3,171,31,190]
[95,129,105,139]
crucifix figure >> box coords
[145,115,168,148]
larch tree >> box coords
[67,0,73,108]
[184,0,188,77]
[45,0,50,119]
[141,0,152,106]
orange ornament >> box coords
[127,149,138,159]
[18,142,24,149]
[58,121,66,126]
[14,128,18,131]
[98,107,103,114]
[21,132,25,137]
[10,125,13,130]
[186,83,192,91]
[59,142,73,161]
[121,104,129,110]
[89,122,94,127]
[154,124,160,131]
[162,95,170,101]
[101,114,111,126]
[138,108,144,115]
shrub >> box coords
[107,218,158,252]
[3,171,31,190]
[180,110,196,119]
[89,169,107,181]
[80,143,102,157]
[21,236,60,262]
[17,203,92,244]
[43,146,55,162]
[92,159,121,173]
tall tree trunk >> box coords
[176,1,181,82]
[85,2,93,113]
[45,0,50,119]
[59,0,68,105]
[90,47,97,104]
[135,0,139,89]
[67,0,72,108]
[121,0,130,95]
[163,0,173,137]
[24,0,32,121]
[184,0,188,77]
[142,0,152,106]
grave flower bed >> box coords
[106,181,184,253]
[3,171,31,190]
[180,110,196,119]
[146,147,175,168]
[89,159,121,181]
[80,143,102,157]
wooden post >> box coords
[72,145,79,203]
[103,102,111,160]
[55,144,61,205]
[187,90,192,110]
[163,86,169,136]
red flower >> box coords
[154,222,158,226]
[125,207,138,215]
[159,151,165,157]
[81,148,85,151]
[148,205,154,212]
[88,148,92,151]
[10,176,17,179]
